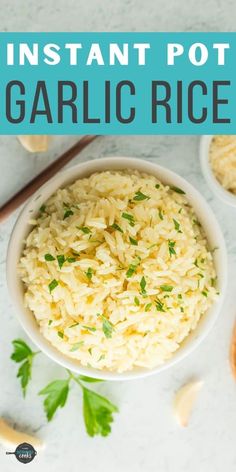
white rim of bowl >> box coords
[200,135,236,208]
[7,157,228,381]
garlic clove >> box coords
[17,135,50,152]
[173,380,203,427]
[230,322,236,380]
[0,418,44,450]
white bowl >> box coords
[7,157,227,381]
[200,135,236,207]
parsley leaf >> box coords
[63,209,74,220]
[44,253,55,262]
[11,339,39,396]
[173,219,181,233]
[39,204,46,213]
[129,236,138,246]
[82,387,118,437]
[39,379,70,421]
[134,296,140,306]
[155,299,166,312]
[98,314,114,339]
[70,342,84,352]
[111,223,123,233]
[140,276,147,296]
[57,255,66,269]
[168,240,176,256]
[79,227,92,234]
[67,257,76,263]
[11,339,33,362]
[159,209,164,220]
[145,303,152,312]
[122,212,135,226]
[85,267,93,281]
[170,186,186,195]
[133,191,150,201]
[160,285,173,292]
[48,279,58,293]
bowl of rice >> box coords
[200,135,236,207]
[7,157,227,380]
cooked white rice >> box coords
[19,170,218,372]
[209,135,236,195]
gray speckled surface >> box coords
[1,3,236,472]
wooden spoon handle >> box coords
[0,135,98,223]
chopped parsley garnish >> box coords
[173,219,182,233]
[83,325,97,332]
[48,320,53,326]
[129,236,138,246]
[63,209,74,220]
[57,255,66,269]
[70,341,84,351]
[122,212,135,226]
[193,219,201,226]
[44,253,55,261]
[134,297,140,306]
[85,267,93,281]
[133,190,150,201]
[170,186,186,195]
[39,204,46,213]
[145,303,152,312]
[155,184,160,189]
[168,240,176,256]
[48,279,58,293]
[67,257,76,263]
[178,294,182,299]
[140,276,147,296]
[160,285,173,292]
[155,299,166,312]
[57,331,64,339]
[202,290,208,297]
[80,227,92,234]
[159,209,164,220]
[101,316,114,339]
[111,223,123,233]
[69,322,79,328]
[126,264,137,278]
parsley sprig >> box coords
[11,339,118,437]
[11,339,40,397]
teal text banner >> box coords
[0,32,235,134]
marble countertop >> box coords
[0,1,236,471]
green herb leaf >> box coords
[63,209,74,220]
[168,240,176,256]
[133,191,150,201]
[140,276,147,296]
[129,237,138,246]
[145,303,152,312]
[57,255,66,269]
[82,386,118,437]
[126,263,137,278]
[85,267,93,281]
[155,184,160,189]
[48,279,58,293]
[39,379,70,421]
[57,331,64,339]
[67,257,76,263]
[159,209,164,220]
[80,227,92,234]
[160,285,173,292]
[122,212,135,226]
[173,219,181,232]
[39,204,46,213]
[70,341,84,351]
[69,321,79,328]
[111,223,123,233]
[11,339,38,397]
[134,297,140,306]
[44,253,56,262]
[17,359,32,397]
[78,375,104,383]
[202,290,208,297]
[83,325,97,332]
[11,339,33,363]
[102,318,114,339]
[48,319,53,326]
[155,299,166,312]
[170,186,186,195]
